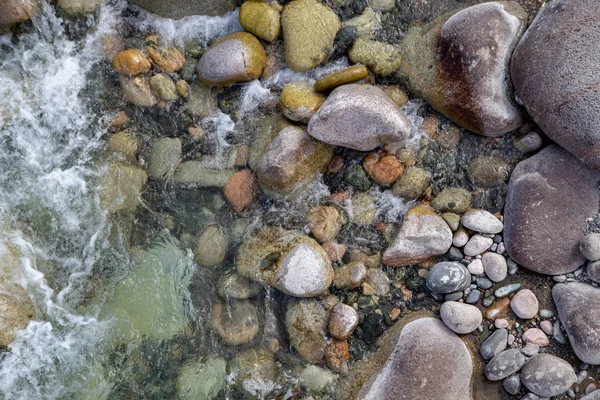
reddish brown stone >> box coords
[363,153,404,185]
[224,170,259,212]
[326,339,351,372]
[322,241,347,263]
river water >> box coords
[0,2,421,399]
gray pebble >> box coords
[444,291,463,302]
[448,246,463,261]
[521,343,539,357]
[514,131,543,153]
[440,301,483,334]
[553,320,567,345]
[503,374,522,395]
[480,328,508,360]
[483,252,508,282]
[483,297,494,307]
[477,277,494,290]
[495,283,521,298]
[580,233,600,261]
[426,262,471,294]
[485,349,527,381]
[461,209,504,234]
[466,289,481,304]
[587,261,600,283]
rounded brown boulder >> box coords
[511,0,600,169]
[504,145,600,275]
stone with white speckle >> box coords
[520,354,576,397]
[328,303,359,340]
[426,262,471,294]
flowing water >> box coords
[0,3,422,399]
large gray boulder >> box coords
[511,0,600,169]
[128,0,237,19]
[358,318,473,400]
[504,145,600,275]
[553,282,600,365]
[397,2,526,136]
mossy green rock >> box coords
[349,37,401,76]
[392,166,431,200]
[177,358,227,400]
[281,0,341,72]
[344,164,371,191]
[99,162,148,214]
[148,137,182,180]
[256,126,333,197]
[467,155,510,188]
[431,187,472,214]
[396,2,527,136]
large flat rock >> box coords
[504,145,600,275]
[511,0,600,168]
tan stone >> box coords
[146,37,186,73]
[279,82,324,123]
[0,0,38,24]
[281,0,340,72]
[112,49,151,76]
[107,130,139,163]
[239,0,281,42]
[349,37,402,76]
[314,65,369,92]
[308,205,342,243]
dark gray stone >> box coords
[511,0,600,169]
[503,374,521,395]
[553,282,600,364]
[465,289,481,304]
[397,2,527,136]
[485,349,527,381]
[426,262,471,294]
[480,328,508,360]
[504,145,600,275]
[129,0,237,18]
[520,354,576,397]
[358,318,472,400]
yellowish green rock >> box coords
[281,0,340,72]
[349,37,402,76]
[107,130,139,164]
[280,82,325,123]
[99,162,148,214]
[314,65,369,92]
[239,1,281,42]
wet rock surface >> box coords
[308,84,412,151]
[397,2,527,136]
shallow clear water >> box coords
[0,3,421,399]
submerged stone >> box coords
[236,227,333,297]
[308,84,412,151]
[129,0,237,18]
[99,243,195,342]
[99,162,148,214]
[197,32,266,86]
[177,358,227,400]
[281,0,340,72]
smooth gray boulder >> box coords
[128,0,237,19]
[397,2,526,136]
[504,145,600,275]
[520,354,576,397]
[553,282,600,364]
[358,318,473,400]
[511,0,600,169]
[307,84,412,151]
